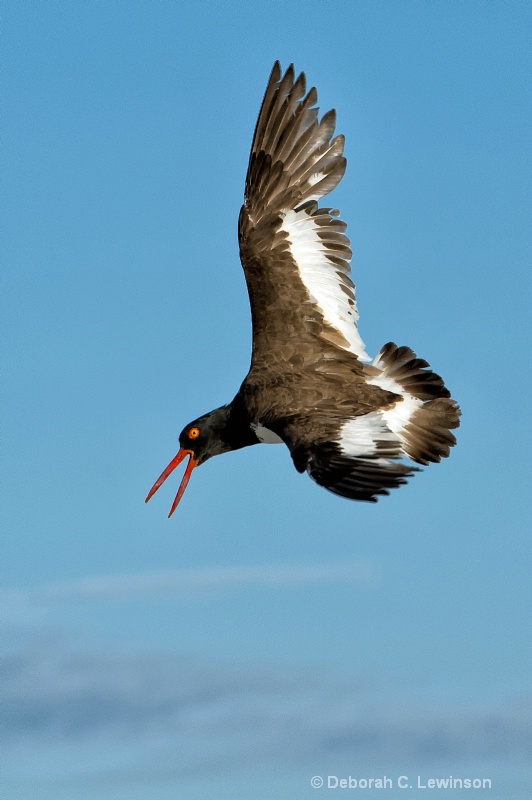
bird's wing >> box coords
[238,62,370,371]
[281,410,419,503]
[275,345,460,502]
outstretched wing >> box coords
[282,410,418,503]
[308,446,417,503]
[238,62,370,371]
[279,343,460,502]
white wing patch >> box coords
[339,412,400,458]
[381,396,423,443]
[281,206,370,361]
[366,358,423,450]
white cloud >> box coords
[0,560,377,609]
[3,636,531,769]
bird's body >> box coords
[146,62,460,516]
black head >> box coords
[145,405,241,517]
[177,407,235,466]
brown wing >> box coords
[278,411,418,503]
[238,62,370,374]
[272,344,459,502]
[306,444,417,502]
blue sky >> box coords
[2,1,531,798]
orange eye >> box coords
[188,427,200,440]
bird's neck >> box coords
[210,400,259,453]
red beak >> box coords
[145,448,199,517]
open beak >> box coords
[145,448,199,517]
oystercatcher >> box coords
[146,62,460,517]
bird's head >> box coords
[145,406,234,516]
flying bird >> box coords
[146,62,460,517]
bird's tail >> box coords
[369,342,461,465]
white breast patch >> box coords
[251,423,284,444]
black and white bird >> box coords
[146,62,460,517]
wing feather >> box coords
[239,62,370,367]
[282,412,419,503]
